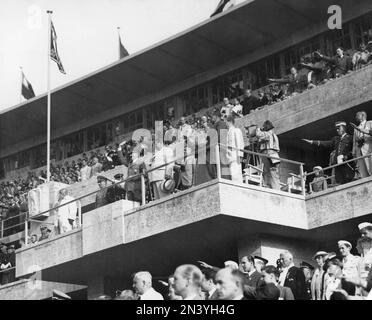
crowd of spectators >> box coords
[96,221,372,300]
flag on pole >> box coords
[50,20,66,74]
[21,71,35,100]
[118,30,129,59]
[210,0,234,17]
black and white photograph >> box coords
[0,0,372,303]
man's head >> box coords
[180,117,186,126]
[261,265,280,285]
[335,122,347,136]
[226,115,235,128]
[92,157,98,165]
[356,237,372,256]
[359,222,372,239]
[0,244,7,254]
[336,47,344,57]
[313,166,323,177]
[279,250,293,268]
[97,176,108,189]
[132,271,153,295]
[7,245,15,254]
[290,67,297,75]
[201,268,217,293]
[168,276,182,300]
[215,268,245,300]
[356,111,367,124]
[244,89,252,98]
[327,259,343,279]
[30,234,38,243]
[338,240,352,257]
[173,264,202,299]
[254,256,268,272]
[223,97,230,106]
[82,159,87,166]
[240,255,255,273]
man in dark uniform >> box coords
[240,255,262,288]
[106,173,126,203]
[300,261,314,300]
[315,47,353,78]
[268,66,307,95]
[242,89,260,115]
[303,121,355,185]
[125,151,146,203]
[95,175,110,208]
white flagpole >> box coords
[19,66,23,104]
[117,27,121,59]
[46,10,53,183]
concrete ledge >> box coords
[16,229,83,278]
[306,177,372,228]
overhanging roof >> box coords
[0,0,368,156]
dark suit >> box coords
[245,282,280,300]
[242,95,260,115]
[244,270,262,288]
[283,266,307,300]
[317,134,354,184]
[95,188,109,209]
[277,285,294,300]
[320,54,353,77]
[125,160,146,203]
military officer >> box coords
[254,256,268,273]
[300,261,314,300]
[107,173,126,203]
[303,121,355,185]
[95,175,110,208]
[125,151,146,203]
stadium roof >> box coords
[0,0,366,156]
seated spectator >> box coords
[39,224,52,241]
[310,166,328,193]
[132,271,164,300]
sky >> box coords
[0,0,231,111]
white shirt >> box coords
[278,263,294,286]
[139,287,164,300]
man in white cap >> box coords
[303,121,354,185]
[311,251,328,300]
[309,166,328,193]
[338,240,360,293]
[359,222,372,239]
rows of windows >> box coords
[1,12,372,179]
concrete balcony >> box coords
[237,65,372,135]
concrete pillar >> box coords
[87,276,105,300]
[237,234,320,267]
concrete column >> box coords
[87,276,105,300]
[237,234,320,267]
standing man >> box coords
[226,115,244,182]
[80,159,92,182]
[242,89,259,115]
[90,157,103,177]
[240,255,262,288]
[311,251,328,300]
[200,268,218,300]
[268,66,307,94]
[351,111,372,178]
[125,151,146,203]
[132,271,164,300]
[338,240,361,294]
[303,121,354,185]
[315,47,353,78]
[300,261,314,300]
[95,176,110,209]
[256,120,281,190]
[261,265,294,300]
[278,250,307,300]
[254,256,268,273]
[215,268,246,300]
[173,264,204,300]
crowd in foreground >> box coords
[77,221,372,301]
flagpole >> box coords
[46,10,53,183]
[117,27,121,59]
[19,67,23,104]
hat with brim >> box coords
[313,166,323,171]
[335,121,347,128]
[358,222,372,231]
[254,256,268,265]
[114,173,124,180]
[338,240,352,249]
[97,175,108,182]
[300,261,314,271]
[313,251,328,260]
[160,178,175,193]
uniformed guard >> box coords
[254,256,268,273]
[107,173,126,202]
[95,175,109,209]
[300,261,314,300]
